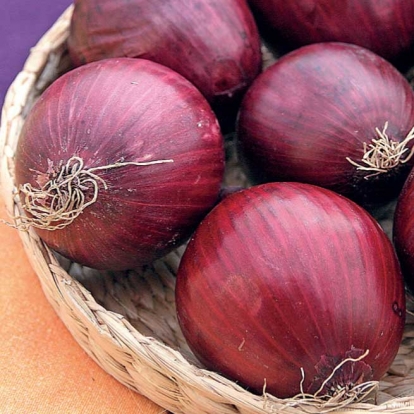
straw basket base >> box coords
[2,5,414,414]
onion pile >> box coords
[14,58,225,270]
[67,0,262,107]
[175,182,406,398]
[248,0,414,62]
[237,42,414,208]
[12,0,414,405]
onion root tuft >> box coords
[346,122,414,179]
[15,156,173,231]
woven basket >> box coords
[2,6,414,413]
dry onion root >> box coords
[261,349,379,414]
[270,381,378,414]
[346,122,414,179]
[16,156,173,231]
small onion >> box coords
[237,42,414,208]
[176,182,405,398]
[248,0,414,62]
[14,58,225,270]
[67,0,262,107]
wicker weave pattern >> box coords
[2,6,414,413]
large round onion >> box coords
[14,58,225,270]
[176,182,405,399]
[237,42,414,208]
[67,0,262,107]
[248,0,414,62]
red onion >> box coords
[67,0,262,107]
[14,58,225,271]
[236,42,414,208]
[248,0,414,62]
[394,170,414,293]
[176,182,405,399]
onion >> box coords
[14,57,225,271]
[176,182,405,399]
[236,42,414,208]
[67,0,262,107]
[393,170,414,293]
[248,0,414,62]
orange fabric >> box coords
[0,201,165,413]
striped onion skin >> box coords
[176,182,405,398]
[248,0,414,62]
[67,0,262,107]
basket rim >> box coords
[1,5,414,414]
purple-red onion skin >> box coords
[237,42,414,207]
[248,0,414,61]
[14,58,225,271]
[394,171,414,293]
[67,0,262,106]
[176,182,405,398]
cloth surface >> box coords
[0,203,165,414]
[0,1,166,413]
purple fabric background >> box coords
[0,1,72,107]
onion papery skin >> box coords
[236,42,414,208]
[67,0,262,107]
[14,58,225,271]
[248,0,414,62]
[176,182,405,399]
[394,171,414,293]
